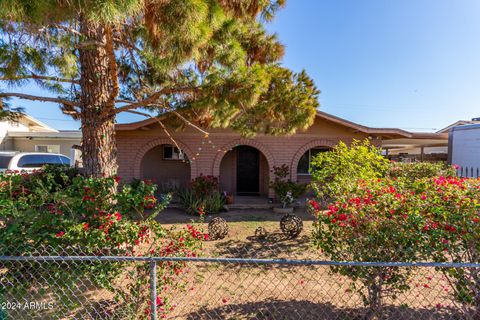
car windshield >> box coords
[0,155,13,169]
[17,154,70,168]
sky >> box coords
[4,0,480,132]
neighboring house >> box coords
[437,117,480,134]
[381,117,480,162]
[0,114,82,164]
[448,123,480,178]
[116,111,446,198]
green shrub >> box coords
[387,161,456,185]
[310,139,389,205]
[179,175,225,215]
[178,189,225,215]
[269,164,307,207]
[0,167,204,319]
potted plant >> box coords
[223,191,234,205]
[270,165,307,214]
[274,191,295,214]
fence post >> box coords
[150,261,157,320]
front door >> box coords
[236,146,260,194]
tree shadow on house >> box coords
[183,299,464,320]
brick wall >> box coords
[116,117,372,198]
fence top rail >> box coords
[0,255,479,268]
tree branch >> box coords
[0,74,79,84]
[0,92,78,106]
[114,87,198,114]
[171,110,210,137]
[124,110,183,152]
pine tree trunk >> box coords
[78,19,119,177]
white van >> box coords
[0,152,71,173]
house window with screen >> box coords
[297,147,331,175]
[163,145,185,160]
[35,145,61,154]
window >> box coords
[18,154,70,168]
[297,148,331,175]
[163,145,185,160]
[35,145,61,154]
[0,155,13,169]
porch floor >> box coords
[167,195,309,210]
[227,195,272,210]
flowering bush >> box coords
[269,164,307,207]
[411,176,480,314]
[310,139,389,206]
[0,166,204,319]
[309,178,419,316]
[189,174,219,197]
[309,173,480,317]
[387,162,456,186]
[179,175,225,215]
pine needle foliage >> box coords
[0,0,320,175]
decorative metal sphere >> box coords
[254,227,267,239]
[208,217,229,240]
[280,214,303,239]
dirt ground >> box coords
[154,208,461,320]
[156,207,316,259]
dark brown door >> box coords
[236,146,260,194]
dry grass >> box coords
[155,208,463,320]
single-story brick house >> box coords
[116,111,446,198]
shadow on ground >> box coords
[183,299,464,320]
[211,232,313,260]
[155,208,315,224]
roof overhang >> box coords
[115,110,447,141]
[7,131,82,140]
[21,114,59,133]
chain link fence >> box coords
[1,246,480,320]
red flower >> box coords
[309,200,320,211]
[55,231,65,238]
[83,223,89,231]
[114,212,122,221]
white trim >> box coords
[20,115,58,133]
[7,131,81,139]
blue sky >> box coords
[5,0,480,132]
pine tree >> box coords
[0,0,319,177]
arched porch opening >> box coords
[140,144,191,191]
[219,145,270,196]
